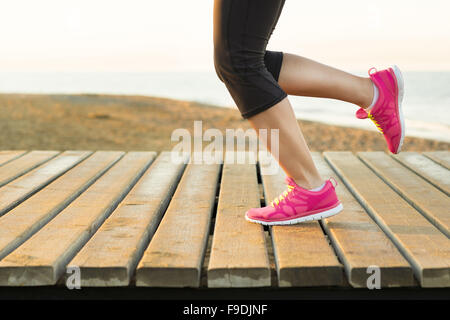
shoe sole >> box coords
[391,65,405,154]
[245,203,344,226]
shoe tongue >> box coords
[285,177,300,188]
[355,108,369,119]
[285,177,299,188]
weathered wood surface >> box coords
[423,151,450,170]
[325,152,450,288]
[136,160,220,287]
[0,151,27,167]
[69,152,187,286]
[312,153,415,288]
[0,150,448,288]
[259,156,344,287]
[0,150,59,188]
[0,152,155,286]
[393,152,450,196]
[0,151,92,217]
[0,151,123,261]
[359,152,450,237]
[207,161,271,287]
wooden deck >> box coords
[0,150,448,289]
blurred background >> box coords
[0,0,449,150]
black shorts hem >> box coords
[240,91,288,119]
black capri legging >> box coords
[213,0,287,119]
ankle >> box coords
[359,77,375,109]
[293,177,325,190]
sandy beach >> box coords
[0,93,448,152]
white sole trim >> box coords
[392,65,405,154]
[245,203,344,226]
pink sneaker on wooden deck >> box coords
[245,177,343,226]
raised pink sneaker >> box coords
[245,177,343,226]
[355,65,405,154]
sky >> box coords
[1,0,449,72]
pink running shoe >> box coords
[245,177,343,226]
[355,65,405,154]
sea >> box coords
[0,71,449,142]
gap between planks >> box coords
[325,151,450,288]
[259,156,344,287]
[0,151,124,261]
[392,152,450,196]
[68,152,188,287]
[135,159,219,287]
[0,151,28,168]
[0,151,93,217]
[208,158,271,288]
[0,152,156,286]
[312,153,415,288]
[358,151,450,237]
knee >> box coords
[214,44,265,84]
[213,44,228,83]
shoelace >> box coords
[271,185,294,207]
[367,112,384,134]
[366,67,384,134]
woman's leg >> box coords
[246,54,377,189]
[278,53,374,108]
[214,0,345,225]
[246,54,381,189]
[214,0,325,190]
[247,97,323,189]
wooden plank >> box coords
[325,151,450,288]
[393,152,450,196]
[0,152,156,286]
[0,151,27,167]
[259,158,344,287]
[68,152,188,287]
[0,150,59,187]
[423,151,450,170]
[0,151,92,217]
[0,151,124,261]
[359,152,450,237]
[312,153,415,288]
[135,161,220,287]
[207,161,270,287]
